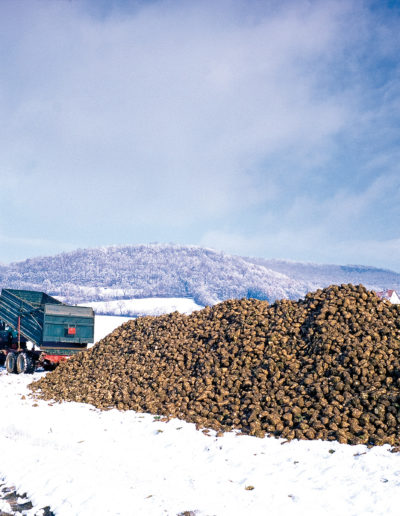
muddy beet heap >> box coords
[30,284,400,446]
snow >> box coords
[0,315,400,515]
[82,297,204,318]
[93,315,132,344]
[0,498,12,514]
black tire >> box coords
[5,352,18,374]
[42,362,57,371]
[16,352,35,374]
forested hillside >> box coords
[249,258,400,292]
[0,245,305,305]
[0,244,398,307]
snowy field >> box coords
[92,314,132,344]
[1,316,400,515]
[81,297,204,318]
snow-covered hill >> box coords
[248,257,400,293]
[0,244,305,306]
[0,244,399,309]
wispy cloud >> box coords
[0,0,399,269]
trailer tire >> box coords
[5,352,18,374]
[42,362,56,371]
[16,352,35,374]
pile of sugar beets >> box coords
[30,284,400,446]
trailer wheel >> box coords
[16,352,35,374]
[5,352,18,374]
[42,362,56,371]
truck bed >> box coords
[0,289,94,349]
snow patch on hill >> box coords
[84,297,204,318]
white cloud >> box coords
[0,1,352,216]
[0,0,398,267]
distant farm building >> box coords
[376,289,400,304]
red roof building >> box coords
[375,289,400,304]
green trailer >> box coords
[0,288,95,374]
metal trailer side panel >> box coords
[0,289,95,349]
[42,304,95,344]
[2,289,61,307]
[0,289,45,344]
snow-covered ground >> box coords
[81,297,204,317]
[93,314,132,343]
[0,316,400,515]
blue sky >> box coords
[0,0,399,271]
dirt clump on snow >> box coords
[30,284,400,446]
